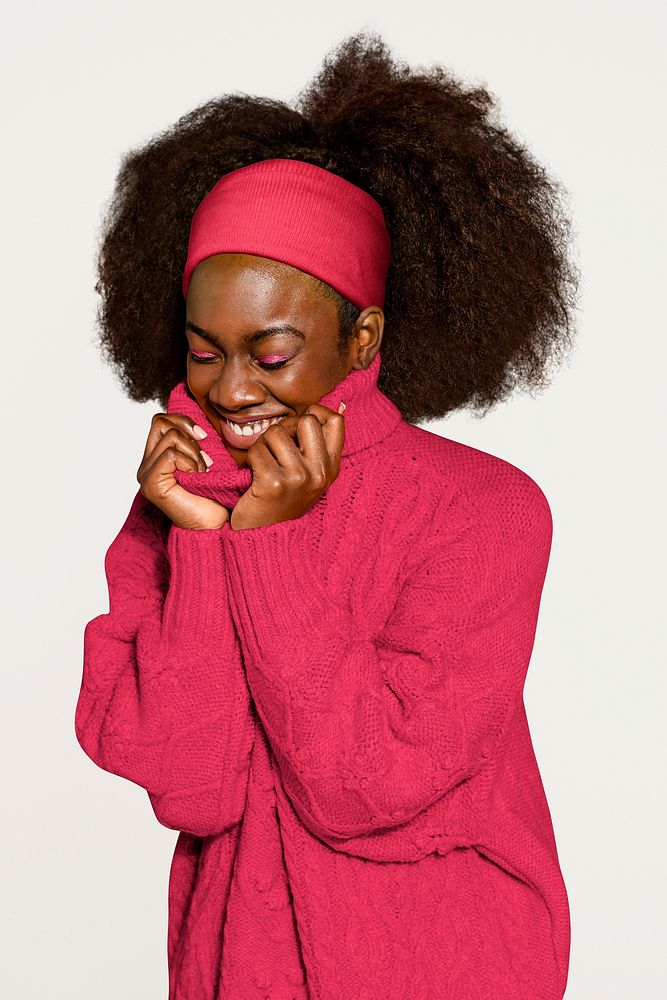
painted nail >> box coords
[192,423,208,439]
[200,450,213,468]
[338,401,346,413]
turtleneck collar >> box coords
[167,350,403,510]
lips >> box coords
[217,413,287,424]
[217,412,288,448]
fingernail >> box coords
[201,450,213,468]
[192,424,208,439]
[338,401,346,413]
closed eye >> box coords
[189,351,291,371]
[189,351,218,364]
[256,357,291,370]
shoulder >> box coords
[382,420,551,512]
[374,420,553,548]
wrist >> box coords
[229,507,285,531]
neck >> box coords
[167,350,403,508]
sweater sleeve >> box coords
[219,473,553,842]
[74,489,257,838]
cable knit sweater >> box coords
[75,351,570,999]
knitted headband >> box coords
[181,158,391,309]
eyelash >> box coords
[189,350,290,371]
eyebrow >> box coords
[185,320,306,348]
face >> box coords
[184,253,382,467]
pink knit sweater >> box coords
[75,351,570,999]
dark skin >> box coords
[137,253,384,531]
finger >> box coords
[291,413,333,482]
[257,407,344,476]
[258,414,324,475]
[303,404,345,474]
[139,425,210,482]
[141,436,209,493]
[141,413,208,466]
[241,434,284,483]
[244,417,307,479]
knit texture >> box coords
[75,352,571,999]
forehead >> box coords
[186,253,335,331]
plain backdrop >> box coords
[2,2,664,997]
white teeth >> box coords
[226,415,284,436]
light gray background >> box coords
[2,2,664,997]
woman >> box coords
[75,31,578,1000]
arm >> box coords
[74,489,257,838]
[219,472,553,842]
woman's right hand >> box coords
[137,413,230,530]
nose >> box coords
[207,358,267,411]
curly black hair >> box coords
[93,29,579,424]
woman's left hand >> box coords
[230,403,345,530]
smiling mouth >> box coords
[223,414,287,436]
[215,413,290,447]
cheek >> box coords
[186,358,217,388]
[186,374,214,409]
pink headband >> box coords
[182,158,391,309]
